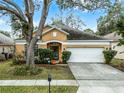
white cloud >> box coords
[34,21,39,27]
[0,25,11,32]
[0,19,5,25]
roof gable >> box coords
[42,27,69,35]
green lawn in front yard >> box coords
[0,60,75,80]
[111,58,124,71]
[0,86,78,93]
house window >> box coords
[52,32,57,37]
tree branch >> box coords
[24,0,35,42]
[24,0,30,17]
[29,0,50,50]
[0,5,26,22]
[3,0,27,21]
[36,0,50,36]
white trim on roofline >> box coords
[15,39,112,42]
[42,27,69,35]
[15,40,111,46]
[64,42,110,45]
[37,41,110,46]
[15,40,64,45]
[67,40,113,42]
[15,40,26,45]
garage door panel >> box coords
[67,48,104,63]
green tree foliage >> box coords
[116,16,124,45]
[57,0,111,11]
[97,0,122,36]
[83,28,94,34]
[0,30,10,37]
[51,13,85,30]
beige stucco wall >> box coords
[15,44,25,56]
[38,44,47,49]
[112,42,124,59]
[42,29,67,42]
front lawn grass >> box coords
[0,60,75,80]
[110,58,124,71]
[0,86,78,93]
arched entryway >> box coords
[47,42,62,62]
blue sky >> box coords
[0,0,115,32]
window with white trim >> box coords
[52,32,57,37]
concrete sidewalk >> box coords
[0,80,78,86]
[77,80,124,93]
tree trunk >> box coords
[26,0,50,68]
[26,37,37,68]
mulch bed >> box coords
[36,64,68,67]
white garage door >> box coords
[67,48,104,63]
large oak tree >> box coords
[0,0,111,68]
[97,0,122,35]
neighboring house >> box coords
[103,32,124,60]
[15,25,111,63]
[0,33,14,60]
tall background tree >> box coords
[83,28,94,34]
[96,0,122,36]
[51,13,85,30]
[0,30,10,37]
[0,0,112,68]
[116,16,124,45]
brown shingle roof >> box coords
[50,25,106,40]
[0,33,14,45]
[103,32,122,41]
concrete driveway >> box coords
[68,63,124,93]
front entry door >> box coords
[50,46,59,60]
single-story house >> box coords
[103,32,124,60]
[0,33,14,60]
[15,25,111,63]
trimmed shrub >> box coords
[103,50,117,64]
[62,51,71,64]
[34,48,53,64]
